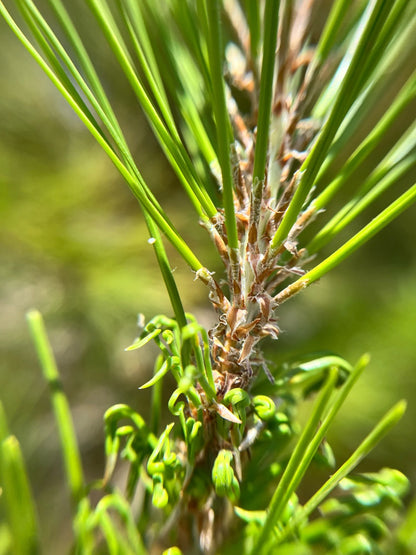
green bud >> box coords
[336,533,372,554]
[280,493,299,524]
[152,476,169,508]
[224,388,250,408]
[162,329,174,344]
[252,395,276,421]
[163,451,178,468]
[212,449,240,503]
[314,439,336,469]
[163,548,182,555]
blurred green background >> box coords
[1,5,416,552]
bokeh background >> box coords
[1,3,415,552]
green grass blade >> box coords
[120,0,174,125]
[120,0,217,201]
[273,355,369,516]
[279,400,407,542]
[397,495,416,551]
[125,329,162,352]
[97,0,208,214]
[42,0,177,228]
[163,36,217,168]
[72,498,95,553]
[48,1,176,222]
[20,0,202,311]
[205,0,239,251]
[96,510,121,553]
[15,0,126,157]
[0,434,41,554]
[48,0,120,133]
[276,182,416,303]
[17,0,105,140]
[26,310,85,506]
[170,0,212,94]
[307,184,416,282]
[144,215,187,330]
[121,0,216,202]
[96,493,146,554]
[28,0,175,241]
[357,0,411,92]
[139,360,170,390]
[313,13,416,190]
[177,84,217,168]
[0,402,40,554]
[150,355,164,436]
[200,327,216,395]
[142,213,191,367]
[190,333,216,401]
[243,0,260,70]
[252,367,339,553]
[252,0,280,188]
[270,0,395,252]
[315,0,351,65]
[318,0,409,108]
[313,72,416,211]
[140,16,217,196]
[0,2,204,271]
[307,149,416,254]
[86,0,216,218]
[0,524,12,555]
